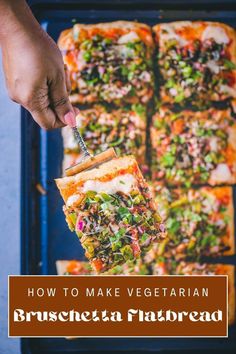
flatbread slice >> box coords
[153,21,236,107]
[56,156,165,273]
[62,105,146,166]
[151,107,236,186]
[58,21,154,104]
[149,184,235,259]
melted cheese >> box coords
[66,193,82,207]
[220,85,236,98]
[202,26,229,44]
[77,51,87,70]
[81,174,137,194]
[118,31,140,44]
[210,163,232,183]
[209,137,219,151]
[160,24,188,46]
[206,60,220,74]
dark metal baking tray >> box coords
[21,1,236,353]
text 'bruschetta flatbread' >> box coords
[153,21,236,107]
[151,107,236,186]
[56,156,165,273]
[150,184,234,259]
[58,21,154,105]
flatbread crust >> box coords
[56,155,147,204]
[58,28,75,51]
[151,107,236,186]
[153,21,236,106]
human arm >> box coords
[0,0,76,129]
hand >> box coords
[0,0,76,129]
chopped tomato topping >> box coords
[226,146,236,165]
[223,71,235,86]
[130,229,141,257]
[91,259,104,272]
[67,260,82,274]
[172,119,184,135]
[65,51,78,71]
[176,23,205,41]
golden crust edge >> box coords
[55,155,145,203]
[58,20,154,49]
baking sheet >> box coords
[21,0,236,352]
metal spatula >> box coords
[65,126,117,177]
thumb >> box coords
[49,71,76,126]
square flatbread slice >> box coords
[151,107,236,186]
[58,21,154,104]
[62,105,146,166]
[55,156,165,273]
[153,21,236,107]
[149,185,235,259]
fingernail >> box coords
[64,111,76,127]
[73,107,80,116]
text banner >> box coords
[9,275,227,337]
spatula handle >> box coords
[72,127,92,159]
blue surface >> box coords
[0,52,21,353]
[20,1,236,353]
